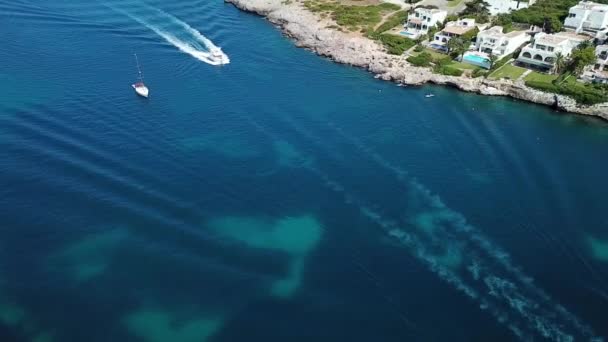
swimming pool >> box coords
[400,31,416,37]
[463,54,491,68]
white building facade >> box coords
[564,1,608,34]
[403,8,448,39]
[517,32,589,71]
[485,0,537,15]
[583,45,608,82]
[475,26,530,59]
[432,18,477,49]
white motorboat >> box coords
[209,47,229,65]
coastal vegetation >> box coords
[376,34,416,55]
[303,1,414,54]
[526,79,608,105]
[375,10,407,33]
[523,70,608,105]
[407,52,433,67]
[303,0,400,32]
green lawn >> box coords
[489,64,528,80]
[420,48,448,60]
[449,61,479,70]
[559,74,579,85]
[524,71,558,84]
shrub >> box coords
[407,52,433,67]
[473,68,488,78]
[525,80,560,93]
[435,65,464,76]
[414,45,425,52]
[434,56,453,67]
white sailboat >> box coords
[132,53,149,98]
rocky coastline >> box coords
[225,0,608,120]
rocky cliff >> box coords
[225,0,608,120]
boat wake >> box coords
[107,3,230,66]
[239,113,603,341]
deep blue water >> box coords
[1,1,608,341]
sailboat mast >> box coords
[134,53,144,82]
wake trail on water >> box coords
[104,2,229,66]
[240,112,602,341]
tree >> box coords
[553,52,566,74]
[492,13,513,32]
[447,37,468,60]
[570,45,596,75]
[577,40,594,50]
[544,17,563,33]
[463,0,490,15]
[462,0,491,23]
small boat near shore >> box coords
[132,53,149,98]
[425,94,435,98]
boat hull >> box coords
[132,84,149,98]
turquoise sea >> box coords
[1,1,608,341]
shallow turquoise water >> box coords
[1,1,608,341]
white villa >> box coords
[474,26,530,59]
[431,19,477,51]
[583,45,608,83]
[485,0,537,15]
[564,1,608,35]
[403,7,448,39]
[517,32,590,71]
[596,27,608,43]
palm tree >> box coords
[553,52,565,74]
[447,37,468,60]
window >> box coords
[548,47,554,52]
[569,13,576,18]
[523,52,532,58]
[533,54,543,61]
[545,57,555,63]
[435,36,439,40]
